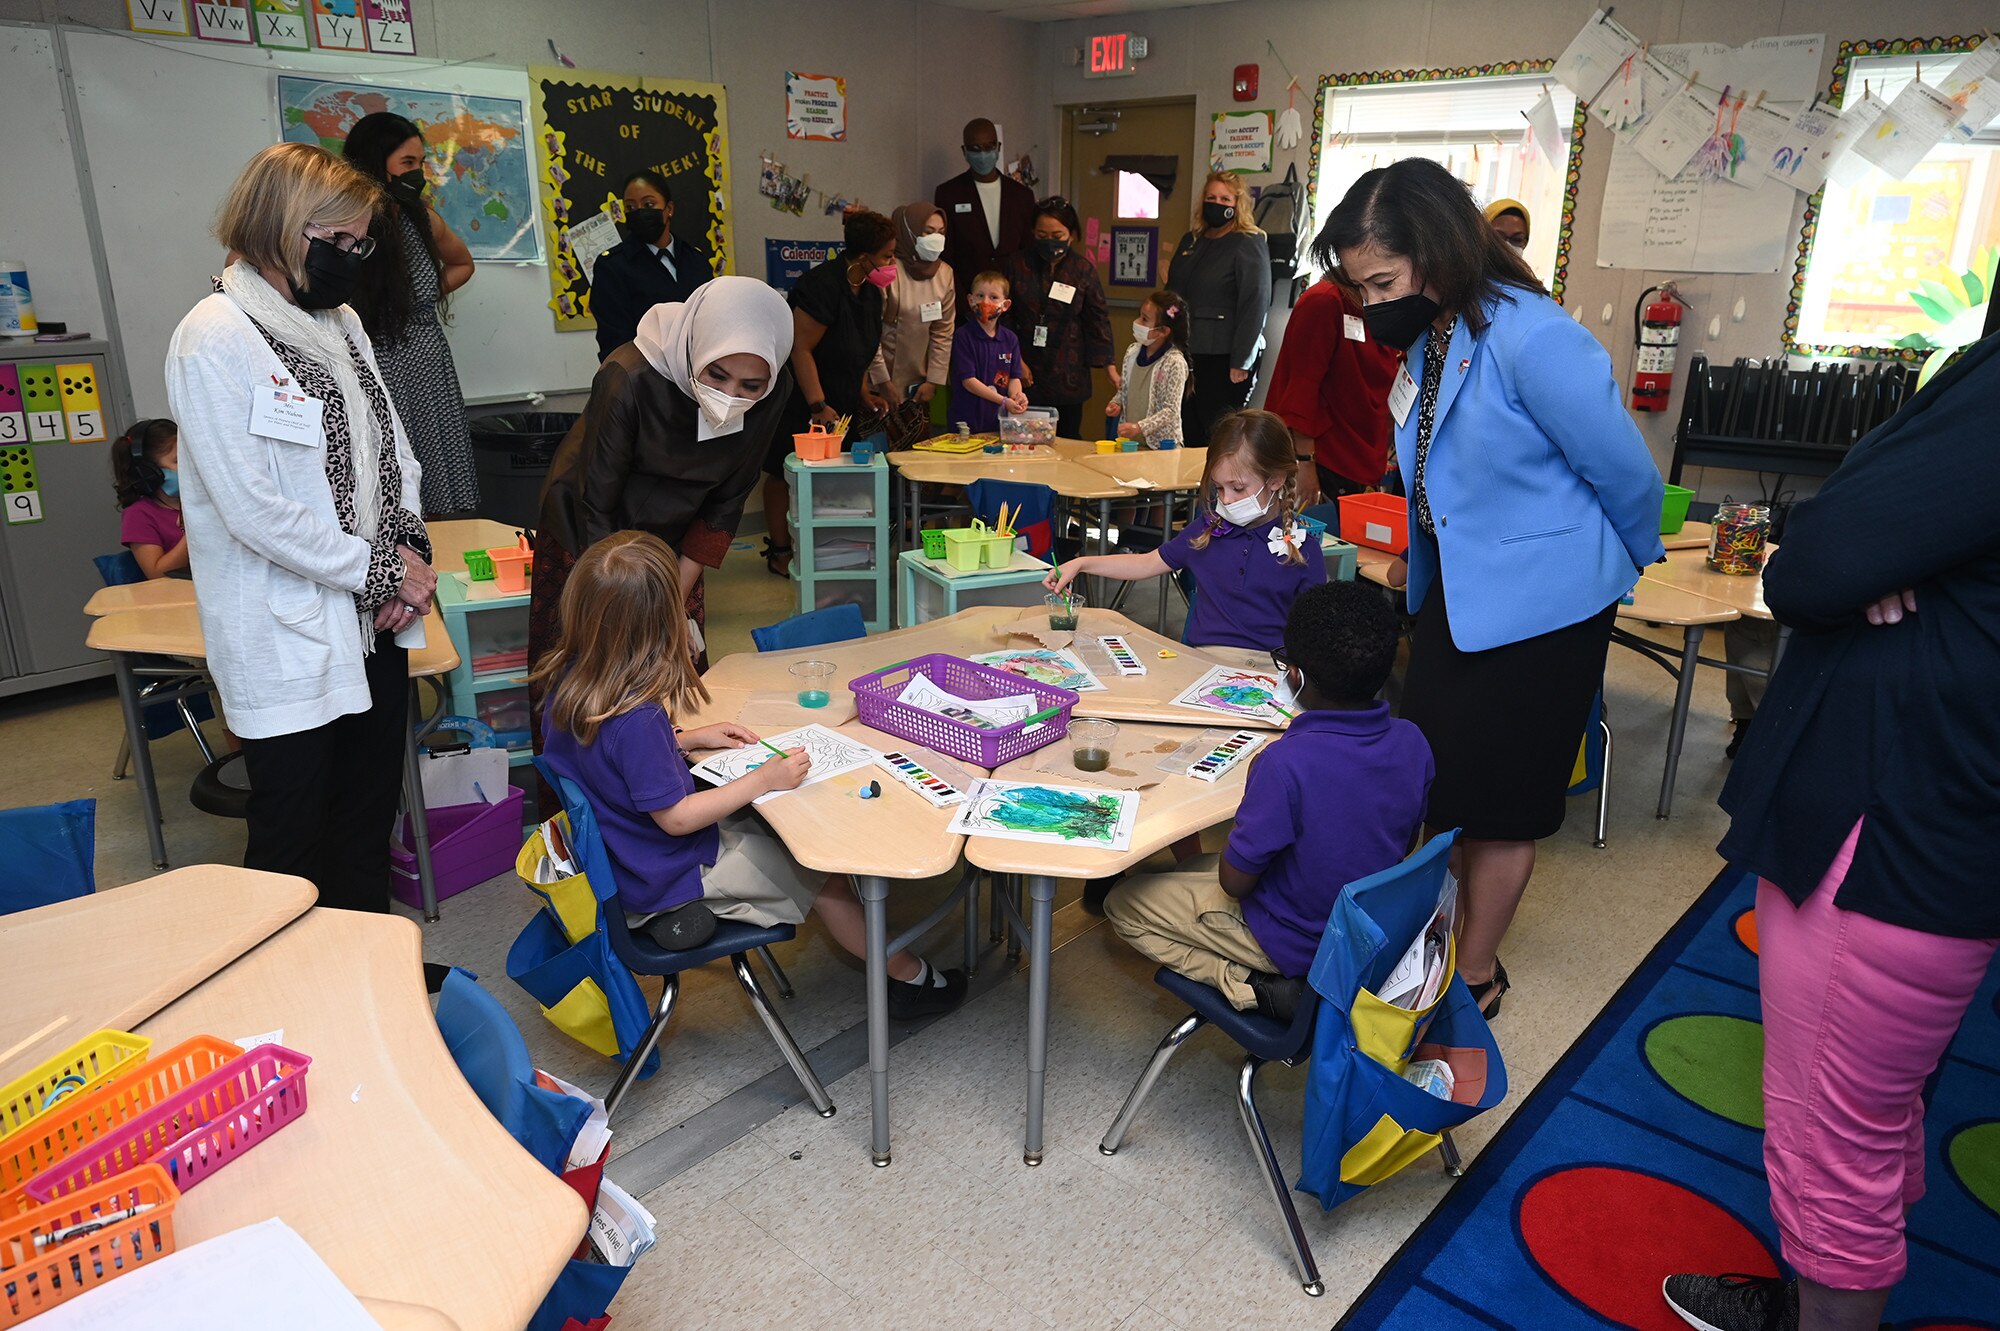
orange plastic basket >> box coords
[487,546,532,594]
[0,1164,178,1327]
[0,1032,150,1147]
[792,424,843,461]
[1,1036,242,1214]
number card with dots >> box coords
[56,363,108,443]
[1095,634,1147,676]
[0,366,25,445]
[2,444,44,525]
[17,363,66,444]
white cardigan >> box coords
[164,294,425,740]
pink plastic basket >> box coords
[848,653,1077,769]
[23,1044,311,1203]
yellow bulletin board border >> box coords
[529,66,732,331]
[1306,58,1587,306]
[1782,34,1989,362]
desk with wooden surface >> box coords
[83,604,464,918]
[82,577,200,617]
[0,870,587,1330]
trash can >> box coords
[469,412,577,531]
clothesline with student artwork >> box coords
[758,149,1040,217]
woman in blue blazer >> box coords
[1314,159,1665,1014]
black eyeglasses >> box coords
[1269,649,1292,675]
[304,224,376,258]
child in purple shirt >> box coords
[1104,580,1432,1017]
[1047,409,1325,651]
[534,531,967,1018]
[948,271,1029,433]
[110,418,190,579]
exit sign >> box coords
[1084,31,1148,78]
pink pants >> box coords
[1757,821,1999,1290]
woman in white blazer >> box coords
[166,143,438,912]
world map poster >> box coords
[277,77,540,262]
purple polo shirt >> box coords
[540,699,718,914]
[1161,515,1328,651]
[1224,703,1434,975]
[120,496,183,552]
[947,321,1023,433]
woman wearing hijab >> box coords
[868,202,955,406]
[1483,198,1531,250]
[528,277,795,736]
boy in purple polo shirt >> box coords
[1104,581,1432,1017]
[948,271,1029,432]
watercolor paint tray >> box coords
[873,750,968,806]
[1183,730,1265,783]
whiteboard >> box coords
[62,28,601,416]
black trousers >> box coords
[239,631,409,912]
[1187,353,1256,446]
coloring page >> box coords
[1169,666,1290,725]
[945,780,1138,851]
[969,648,1106,693]
[688,723,877,804]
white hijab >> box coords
[632,276,794,439]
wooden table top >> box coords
[1072,449,1208,492]
[0,867,314,1083]
[1663,520,1714,552]
[426,518,526,573]
[87,604,462,677]
[962,718,1257,878]
[1642,547,1773,619]
[891,454,1138,500]
[1353,554,1739,628]
[137,905,588,1331]
[83,578,199,617]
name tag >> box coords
[1343,314,1366,342]
[954,202,973,213]
[1049,281,1077,305]
[1387,362,1417,428]
[249,382,324,445]
[1033,325,1050,348]
[919,300,943,323]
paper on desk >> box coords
[1111,476,1158,490]
[895,674,1038,729]
[31,1218,382,1330]
[994,607,1119,651]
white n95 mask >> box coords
[693,380,756,438]
[914,233,946,261]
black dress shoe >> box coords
[1247,970,1306,1021]
[889,966,969,1019]
[644,901,718,951]
[1725,719,1750,759]
[1467,959,1511,1019]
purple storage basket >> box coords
[391,786,526,909]
[849,654,1079,769]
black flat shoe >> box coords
[1725,719,1750,759]
[1467,959,1510,1019]
[645,901,718,951]
[1081,872,1124,916]
[762,538,793,577]
[889,966,968,1019]
[1248,970,1306,1022]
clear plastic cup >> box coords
[1068,718,1117,772]
[790,659,835,708]
[1045,590,1082,632]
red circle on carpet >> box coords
[1521,1166,1777,1331]
[1733,909,1760,955]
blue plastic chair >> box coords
[965,478,1056,558]
[1566,688,1613,848]
[0,800,97,915]
[750,603,867,653]
[1096,843,1466,1297]
[544,771,836,1122]
[93,552,218,763]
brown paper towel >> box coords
[1023,729,1176,790]
[737,689,858,732]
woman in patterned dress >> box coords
[343,112,479,516]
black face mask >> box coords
[291,236,367,311]
[623,208,667,246]
[1036,237,1068,263]
[1360,291,1442,351]
[388,168,427,208]
[1202,200,1236,230]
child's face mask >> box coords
[973,295,1008,321]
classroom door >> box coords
[1061,98,1196,435]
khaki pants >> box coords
[1103,855,1276,1011]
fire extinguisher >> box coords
[1630,284,1686,412]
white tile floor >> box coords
[0,543,1746,1329]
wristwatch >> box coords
[807,400,829,414]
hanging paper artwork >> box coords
[529,67,731,330]
[1170,666,1290,725]
[1690,86,1750,183]
[946,780,1139,852]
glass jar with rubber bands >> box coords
[1707,500,1770,576]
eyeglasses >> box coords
[304,224,376,258]
[1269,649,1293,676]
[1500,234,1528,250]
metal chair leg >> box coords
[753,945,795,999]
[604,974,679,1120]
[1594,714,1613,850]
[1239,1055,1324,1297]
[732,953,836,1117]
[112,732,131,781]
[176,698,218,766]
[1438,1129,1465,1177]
[1099,1012,1204,1155]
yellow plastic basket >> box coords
[0,1032,151,1147]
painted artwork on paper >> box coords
[1169,665,1289,725]
[969,648,1106,694]
[687,723,877,804]
[946,780,1138,851]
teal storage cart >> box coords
[435,570,536,769]
[897,548,1051,626]
[786,452,891,633]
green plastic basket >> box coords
[1660,484,1695,534]
[921,529,948,560]
[464,549,495,580]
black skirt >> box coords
[1400,572,1617,841]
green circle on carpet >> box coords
[1946,1121,2000,1220]
[1644,1014,1764,1128]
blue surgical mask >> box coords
[964,148,1001,175]
[159,468,180,498]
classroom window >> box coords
[1307,74,1580,291]
[1115,171,1161,219]
[1792,52,2000,354]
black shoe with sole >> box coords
[1725,719,1750,759]
[1662,1273,1798,1331]
[1081,873,1125,916]
[1247,970,1306,1022]
[889,966,969,1019]
[644,901,718,951]
[1468,958,1511,1020]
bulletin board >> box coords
[1307,59,1588,304]
[529,67,731,331]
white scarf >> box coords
[220,261,383,543]
[631,275,794,438]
